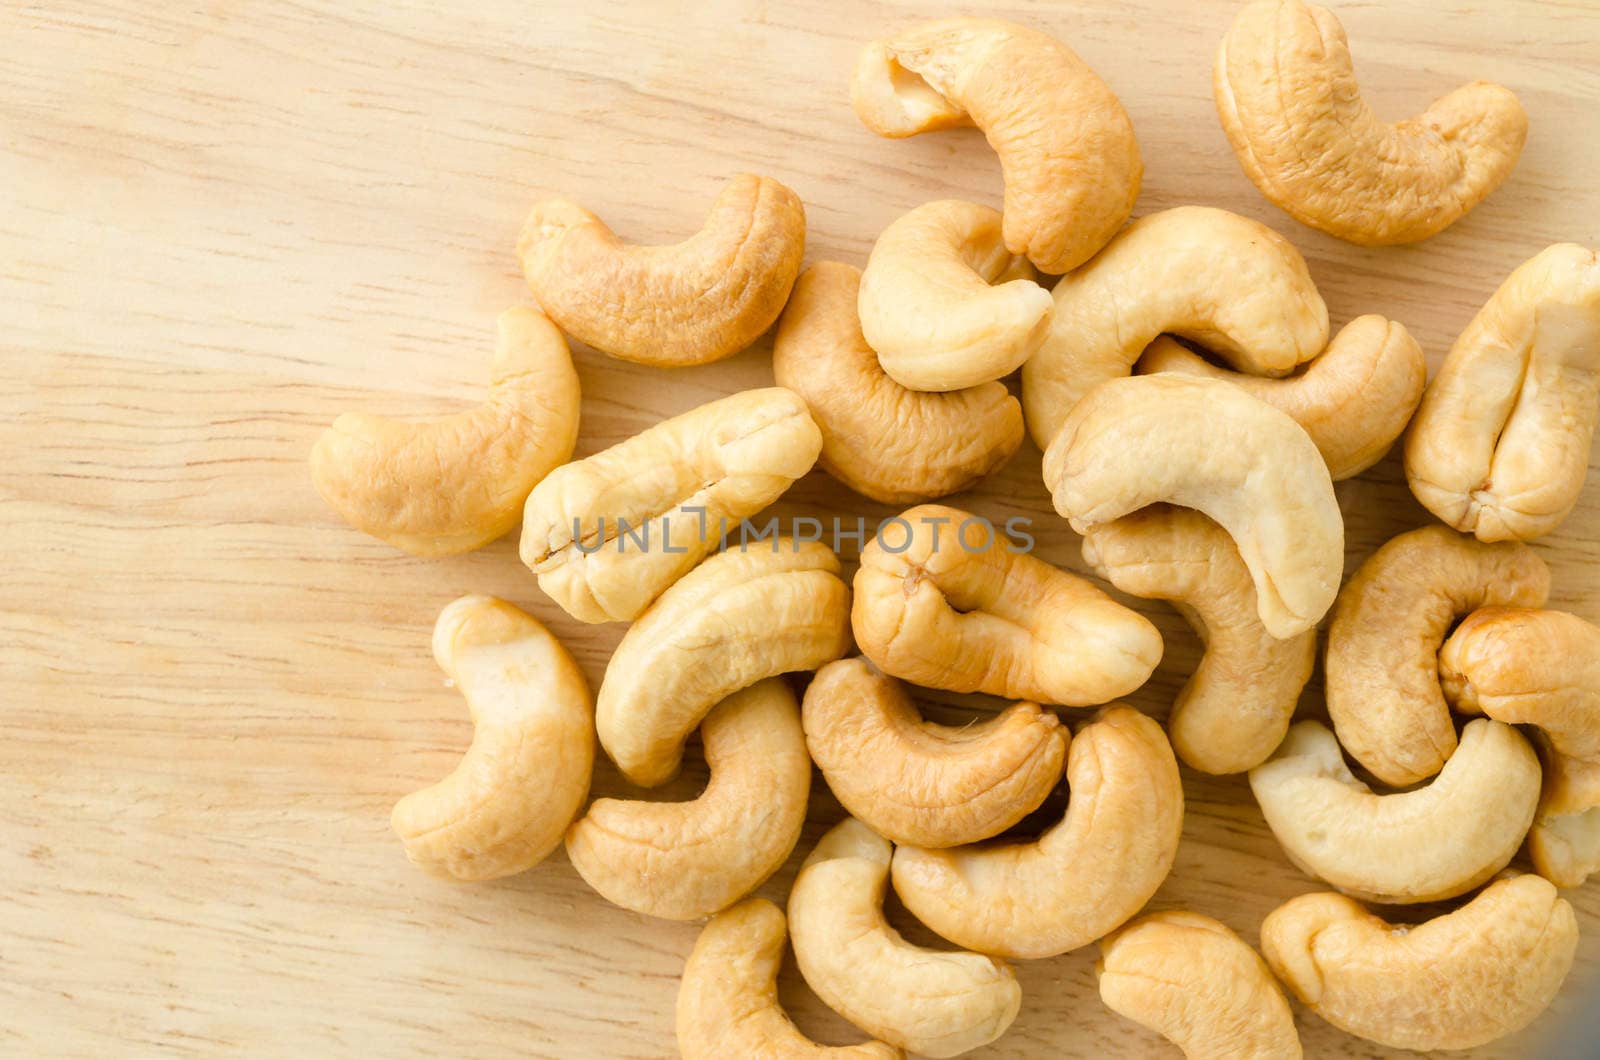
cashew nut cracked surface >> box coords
[851,17,1139,274]
[517,173,805,366]
[310,307,580,556]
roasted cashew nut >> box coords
[390,595,593,881]
[789,818,1021,1058]
[565,679,808,921]
[310,308,579,556]
[851,17,1140,274]
[1529,746,1600,886]
[518,173,805,366]
[1215,0,1527,245]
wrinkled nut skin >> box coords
[789,818,1022,1058]
[1324,525,1550,787]
[1022,206,1328,448]
[1216,0,1527,246]
[1249,719,1540,904]
[518,173,805,366]
[891,706,1183,960]
[1405,244,1600,541]
[801,658,1067,847]
[1137,315,1426,480]
[676,898,903,1060]
[1097,911,1302,1060]
[1045,375,1343,640]
[565,679,808,921]
[390,596,594,882]
[1261,876,1579,1052]
[773,262,1023,504]
[858,200,1053,392]
[851,504,1162,705]
[519,388,822,623]
[851,18,1139,274]
[1082,506,1314,774]
[597,539,850,787]
[311,308,580,556]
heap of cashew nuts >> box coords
[309,3,1600,1056]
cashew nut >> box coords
[517,173,805,366]
[597,539,850,787]
[1324,525,1550,787]
[1528,785,1600,889]
[1021,206,1328,448]
[1260,875,1579,1052]
[1082,506,1315,774]
[801,658,1066,848]
[851,504,1162,705]
[390,595,593,881]
[891,706,1183,959]
[1044,375,1342,639]
[1097,911,1302,1060]
[1215,0,1527,246]
[772,262,1023,504]
[565,679,808,921]
[851,17,1139,274]
[519,387,822,623]
[310,308,580,556]
[1405,243,1600,541]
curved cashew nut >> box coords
[1215,0,1527,246]
[565,679,808,921]
[519,387,822,623]
[857,200,1052,391]
[1082,506,1315,774]
[1405,243,1600,541]
[851,17,1140,274]
[1260,875,1578,1052]
[891,706,1183,959]
[1529,744,1600,887]
[772,262,1023,504]
[851,504,1162,705]
[1021,206,1328,448]
[789,818,1021,1058]
[390,595,593,881]
[1137,315,1426,480]
[310,308,580,556]
[801,658,1066,847]
[597,539,850,787]
[517,173,805,365]
[1044,375,1342,639]
[1324,525,1549,787]
[676,898,903,1060]
[1097,911,1302,1060]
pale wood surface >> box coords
[5,1,1600,1056]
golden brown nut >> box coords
[789,818,1022,1058]
[1082,506,1314,774]
[1260,876,1579,1052]
[1324,525,1549,787]
[1097,911,1301,1060]
[1405,244,1600,541]
[1021,206,1328,448]
[676,898,903,1060]
[851,504,1162,705]
[519,388,822,623]
[801,658,1066,847]
[891,706,1183,959]
[851,17,1139,274]
[517,173,805,366]
[1044,376,1342,639]
[1137,315,1426,480]
[565,679,808,921]
[772,262,1023,504]
[390,595,593,881]
[1215,0,1527,245]
[1528,798,1600,889]
[310,308,579,556]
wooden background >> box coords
[5,1,1600,1056]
